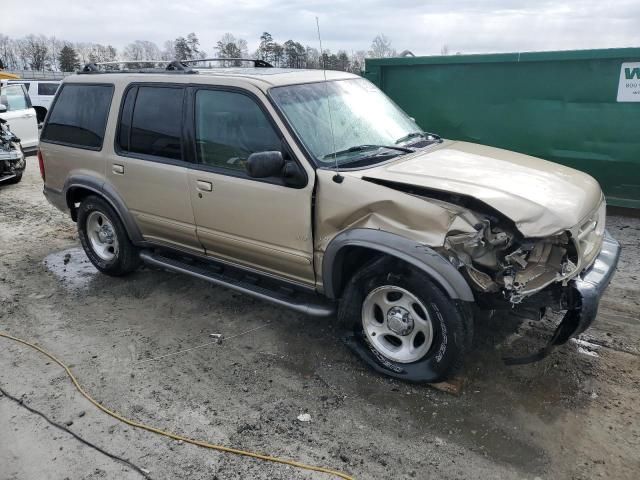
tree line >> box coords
[0,32,399,74]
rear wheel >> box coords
[338,258,471,383]
[77,195,140,276]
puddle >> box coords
[43,247,99,290]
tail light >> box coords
[37,149,45,181]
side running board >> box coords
[139,250,336,317]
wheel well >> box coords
[330,246,463,302]
[66,187,96,222]
[332,246,385,298]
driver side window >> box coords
[195,90,281,172]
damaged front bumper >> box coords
[504,230,621,365]
[0,148,25,184]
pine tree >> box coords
[58,44,79,72]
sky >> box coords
[4,0,640,56]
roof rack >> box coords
[80,60,195,74]
[183,58,273,68]
[79,58,272,75]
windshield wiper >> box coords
[323,144,413,159]
[394,131,441,144]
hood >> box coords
[359,140,603,237]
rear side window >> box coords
[38,83,59,96]
[117,85,183,161]
[42,84,114,149]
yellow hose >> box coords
[0,331,354,480]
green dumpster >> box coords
[364,48,640,208]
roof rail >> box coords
[182,58,273,68]
[79,58,272,75]
[79,60,195,75]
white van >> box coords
[0,80,39,155]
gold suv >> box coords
[39,60,620,382]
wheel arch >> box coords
[322,228,475,302]
[64,175,144,244]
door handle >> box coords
[196,180,213,192]
[112,164,124,175]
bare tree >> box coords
[122,40,160,67]
[47,36,64,70]
[215,33,249,66]
[368,34,396,58]
[305,46,320,69]
[440,44,450,56]
[0,35,19,70]
[161,40,175,60]
[74,42,93,65]
[19,35,49,71]
[349,50,367,74]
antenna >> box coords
[316,17,343,184]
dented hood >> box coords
[360,140,603,237]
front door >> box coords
[0,83,38,149]
[186,86,315,286]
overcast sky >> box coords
[4,0,640,56]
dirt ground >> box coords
[1,159,639,480]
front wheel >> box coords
[77,195,140,276]
[338,258,471,383]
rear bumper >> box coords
[504,230,620,365]
[43,185,68,213]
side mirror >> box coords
[0,104,6,113]
[246,151,284,178]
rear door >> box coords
[107,83,201,253]
[186,86,315,285]
[0,83,38,149]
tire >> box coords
[77,195,140,276]
[338,257,472,383]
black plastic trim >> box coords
[63,175,144,243]
[322,228,474,301]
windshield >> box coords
[270,78,423,167]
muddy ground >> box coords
[1,159,639,480]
